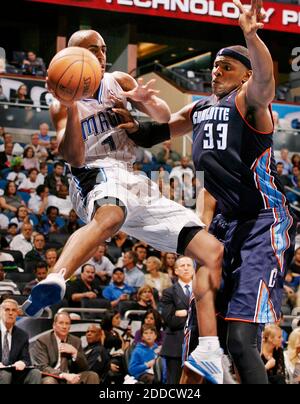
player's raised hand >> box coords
[110,95,139,133]
[233,0,266,38]
[121,77,160,104]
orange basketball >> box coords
[47,46,102,102]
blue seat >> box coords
[0,168,12,179]
[29,213,39,226]
[17,191,31,205]
[0,179,7,190]
[47,163,54,174]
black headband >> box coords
[216,48,252,70]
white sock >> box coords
[198,336,220,352]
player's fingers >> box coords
[144,78,156,88]
[251,0,263,13]
[109,94,124,107]
[117,122,136,130]
[256,22,264,29]
[233,0,244,13]
[137,77,144,86]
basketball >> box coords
[47,46,102,102]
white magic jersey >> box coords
[77,72,138,168]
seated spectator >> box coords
[156,140,181,168]
[107,231,135,264]
[66,263,110,310]
[47,184,72,217]
[102,268,135,308]
[261,324,286,384]
[132,285,157,311]
[18,168,42,193]
[24,233,46,273]
[10,223,33,258]
[284,327,300,384]
[44,161,68,196]
[276,162,293,188]
[22,147,39,171]
[276,148,292,176]
[28,184,49,216]
[133,244,148,273]
[0,181,25,214]
[291,153,300,169]
[144,256,172,298]
[123,251,145,290]
[161,252,177,283]
[60,209,81,236]
[0,298,41,384]
[45,248,58,273]
[83,324,110,382]
[0,133,24,157]
[10,206,33,231]
[22,262,48,296]
[134,309,164,346]
[29,133,47,162]
[37,123,50,148]
[37,206,64,239]
[22,51,46,76]
[4,223,18,244]
[0,263,21,296]
[46,137,62,162]
[0,143,14,170]
[82,244,114,284]
[129,324,159,384]
[6,157,26,186]
[31,311,99,384]
[11,84,33,105]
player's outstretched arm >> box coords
[113,72,171,123]
[235,0,275,107]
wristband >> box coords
[127,121,171,148]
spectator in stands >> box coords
[47,183,72,217]
[22,146,39,171]
[61,208,81,236]
[0,133,24,157]
[290,165,300,188]
[45,248,58,273]
[156,140,181,169]
[10,206,33,231]
[122,250,145,290]
[44,161,68,196]
[284,327,300,384]
[46,137,62,163]
[134,308,164,346]
[169,156,194,205]
[66,263,110,309]
[83,324,110,382]
[37,123,50,148]
[291,154,300,169]
[0,143,14,170]
[161,252,177,283]
[289,247,300,275]
[129,324,159,384]
[0,264,21,296]
[31,311,99,384]
[37,206,63,238]
[135,285,157,311]
[22,51,46,76]
[0,181,25,214]
[12,84,32,105]
[84,244,114,284]
[261,324,286,384]
[10,223,33,257]
[18,168,41,194]
[29,133,47,162]
[160,256,194,384]
[37,161,47,182]
[4,223,18,244]
[22,262,48,296]
[6,157,26,186]
[102,267,134,308]
[277,148,292,176]
[24,233,46,273]
[107,231,135,264]
[276,162,293,188]
[144,256,172,298]
[133,244,148,273]
[28,184,49,216]
[0,298,41,384]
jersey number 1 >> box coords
[203,123,228,150]
[101,135,117,151]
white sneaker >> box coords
[184,346,224,384]
[22,270,66,317]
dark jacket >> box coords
[0,326,32,366]
[160,282,189,358]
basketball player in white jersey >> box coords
[23,30,224,383]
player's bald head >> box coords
[68,30,104,47]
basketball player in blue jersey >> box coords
[116,0,296,384]
[22,29,225,383]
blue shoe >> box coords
[184,347,224,384]
[22,270,66,317]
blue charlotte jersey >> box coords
[192,90,287,217]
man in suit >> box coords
[0,298,41,384]
[31,311,99,384]
[160,256,195,384]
